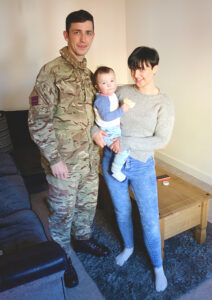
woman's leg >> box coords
[102,148,134,265]
[129,157,167,291]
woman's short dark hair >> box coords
[66,10,94,33]
[93,66,114,85]
[128,46,159,70]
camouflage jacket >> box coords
[28,46,99,173]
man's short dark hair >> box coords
[93,66,114,86]
[128,46,159,70]
[66,10,94,33]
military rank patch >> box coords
[31,96,39,106]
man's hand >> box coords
[93,129,108,148]
[110,137,121,154]
[51,161,69,179]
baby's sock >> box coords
[154,266,168,292]
[112,171,126,182]
[116,247,134,266]
[111,163,126,182]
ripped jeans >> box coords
[102,147,162,267]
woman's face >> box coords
[131,61,158,90]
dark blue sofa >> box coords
[0,119,72,299]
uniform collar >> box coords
[59,46,87,69]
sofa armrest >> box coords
[0,241,68,292]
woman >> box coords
[100,46,174,292]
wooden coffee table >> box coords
[151,167,211,257]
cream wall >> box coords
[0,0,127,110]
[1,0,211,185]
[126,0,212,185]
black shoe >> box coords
[64,258,79,288]
[73,237,110,257]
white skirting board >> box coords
[155,152,212,188]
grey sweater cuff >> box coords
[91,125,99,137]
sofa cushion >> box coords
[0,175,30,217]
[5,110,44,177]
[13,143,43,176]
[0,210,47,255]
[0,111,13,153]
[5,110,30,147]
[0,153,18,176]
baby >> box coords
[93,66,135,182]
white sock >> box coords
[116,247,134,266]
[112,171,126,182]
[154,266,168,292]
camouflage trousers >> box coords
[46,169,99,254]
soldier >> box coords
[28,10,110,287]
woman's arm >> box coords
[91,124,108,148]
[120,100,175,152]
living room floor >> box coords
[30,159,212,300]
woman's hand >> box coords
[93,130,108,148]
[110,137,121,154]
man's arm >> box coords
[28,65,69,179]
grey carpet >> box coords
[76,208,212,300]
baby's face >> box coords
[96,71,117,96]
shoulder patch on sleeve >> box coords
[31,96,39,106]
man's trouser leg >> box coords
[46,174,78,254]
[46,170,98,253]
[71,170,99,240]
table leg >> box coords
[159,218,165,259]
[195,199,209,244]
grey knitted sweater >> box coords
[116,84,175,162]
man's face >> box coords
[63,21,94,62]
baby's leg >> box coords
[111,150,130,182]
[111,168,126,182]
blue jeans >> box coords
[102,147,162,267]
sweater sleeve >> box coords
[94,95,124,121]
[120,99,175,151]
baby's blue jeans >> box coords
[101,126,129,169]
[102,147,162,268]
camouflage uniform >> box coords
[28,46,100,253]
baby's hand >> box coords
[121,103,130,112]
[123,98,136,108]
